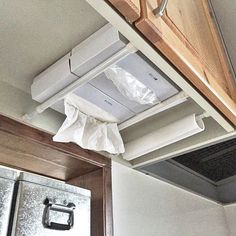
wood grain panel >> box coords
[0,131,99,180]
[68,167,113,236]
[106,0,141,23]
[135,0,236,125]
[0,115,110,167]
[163,0,236,100]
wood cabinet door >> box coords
[106,0,141,23]
[135,0,236,125]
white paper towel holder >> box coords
[122,112,209,161]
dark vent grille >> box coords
[174,138,236,182]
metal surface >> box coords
[0,168,17,236]
[138,137,236,203]
[153,0,168,17]
[43,198,76,231]
[18,172,90,197]
[173,137,236,182]
[12,173,91,236]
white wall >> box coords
[217,178,236,204]
[224,204,236,236]
[0,81,64,134]
[141,161,218,201]
[112,162,229,236]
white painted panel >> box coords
[33,76,136,123]
[71,23,178,113]
[217,179,236,204]
[224,204,236,236]
[70,23,127,77]
[123,114,205,160]
[31,53,78,102]
[116,52,179,101]
[0,0,107,94]
[73,83,134,122]
[0,81,65,134]
[90,52,179,113]
[89,73,151,113]
[112,162,229,236]
[141,161,218,201]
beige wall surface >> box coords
[112,161,230,236]
[224,204,236,236]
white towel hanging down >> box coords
[105,65,159,105]
[53,96,125,154]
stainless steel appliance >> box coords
[11,173,91,236]
[0,167,17,236]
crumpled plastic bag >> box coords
[53,96,125,154]
[105,65,158,105]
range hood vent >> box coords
[139,137,236,203]
[173,137,236,182]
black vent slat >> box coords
[173,138,236,182]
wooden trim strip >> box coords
[68,166,113,236]
[0,114,111,167]
[106,0,141,23]
[103,166,113,236]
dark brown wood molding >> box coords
[106,0,141,23]
[0,114,113,236]
[68,166,113,236]
[0,114,110,167]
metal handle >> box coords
[43,198,76,231]
[153,0,168,17]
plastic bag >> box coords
[53,96,125,154]
[105,65,158,105]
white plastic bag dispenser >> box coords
[31,24,184,155]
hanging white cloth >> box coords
[53,95,125,154]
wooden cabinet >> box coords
[107,0,141,23]
[107,0,236,125]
